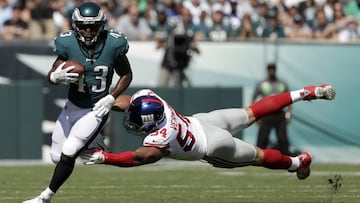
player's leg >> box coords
[49,110,72,164]
[23,107,72,203]
[200,122,242,164]
[256,147,312,180]
[46,111,108,195]
[23,108,108,203]
[193,108,249,135]
[205,133,312,180]
[247,84,336,125]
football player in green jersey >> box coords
[23,2,132,203]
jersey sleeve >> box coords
[143,130,170,149]
[108,30,129,57]
[53,37,68,58]
[53,31,75,58]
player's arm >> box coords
[84,146,166,167]
[93,55,132,117]
[111,95,131,112]
[110,55,133,98]
[47,56,66,80]
[47,55,79,85]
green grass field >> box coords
[1,162,359,203]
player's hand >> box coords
[50,62,79,84]
[81,149,105,165]
[93,94,115,117]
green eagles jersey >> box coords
[53,30,129,108]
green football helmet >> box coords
[72,2,106,46]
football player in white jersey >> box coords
[83,84,336,180]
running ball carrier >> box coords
[23,2,133,203]
[52,2,129,108]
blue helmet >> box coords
[123,95,165,136]
[72,2,106,46]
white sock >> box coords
[288,157,300,171]
[290,89,304,102]
[40,187,54,200]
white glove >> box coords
[50,62,79,84]
[93,94,115,117]
[81,149,105,165]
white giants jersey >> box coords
[133,89,207,160]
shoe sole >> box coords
[297,167,310,180]
[322,86,336,100]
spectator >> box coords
[0,0,13,33]
[298,0,316,25]
[162,0,180,25]
[205,10,232,41]
[182,0,211,26]
[312,9,332,39]
[345,0,360,22]
[237,0,259,20]
[197,9,212,38]
[2,4,30,40]
[337,15,360,42]
[51,0,71,34]
[98,0,117,29]
[227,0,241,33]
[252,63,297,156]
[237,13,258,40]
[114,4,152,40]
[211,0,232,16]
[254,2,269,36]
[151,8,174,44]
[285,14,313,39]
[25,0,57,40]
[261,9,286,39]
[332,2,347,31]
[142,0,158,28]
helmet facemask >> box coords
[72,2,106,46]
[123,96,165,136]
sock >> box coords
[48,156,75,193]
[250,92,293,120]
[103,151,134,167]
[262,149,292,169]
[288,157,300,171]
[40,187,54,200]
[290,89,305,102]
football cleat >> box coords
[295,152,312,180]
[22,196,50,203]
[303,84,336,100]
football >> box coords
[63,60,85,76]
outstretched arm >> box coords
[111,95,131,112]
[84,146,165,167]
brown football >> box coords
[63,60,84,76]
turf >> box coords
[1,162,359,203]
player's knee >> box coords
[254,147,264,165]
[50,151,61,164]
[62,137,85,158]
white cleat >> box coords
[23,196,50,203]
[303,84,336,100]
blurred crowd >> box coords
[1,0,360,42]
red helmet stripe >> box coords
[141,98,162,104]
